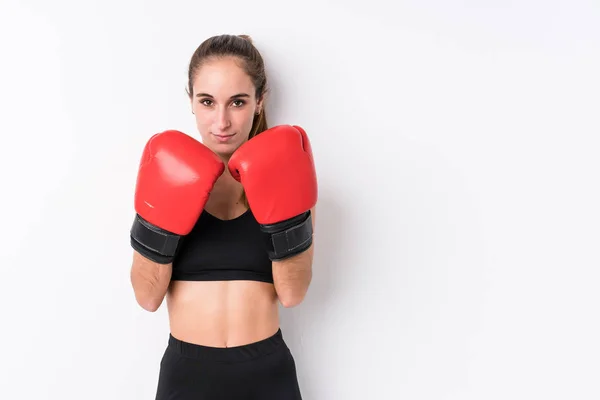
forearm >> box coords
[272,243,314,308]
[130,251,172,312]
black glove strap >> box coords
[261,211,313,261]
[130,214,181,264]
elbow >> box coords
[278,291,307,308]
[130,257,170,313]
[134,292,163,312]
[275,268,313,309]
[131,285,165,312]
[138,297,162,312]
[273,253,313,308]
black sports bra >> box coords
[171,208,273,283]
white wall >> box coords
[1,0,598,398]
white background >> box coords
[1,0,599,399]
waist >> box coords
[167,328,287,363]
[166,280,279,347]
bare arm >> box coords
[272,206,316,308]
[130,251,172,312]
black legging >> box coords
[155,328,303,399]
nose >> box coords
[214,106,231,132]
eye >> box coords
[200,99,213,106]
[232,99,245,107]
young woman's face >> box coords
[190,56,262,158]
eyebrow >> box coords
[195,92,250,99]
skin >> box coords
[130,56,315,347]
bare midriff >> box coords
[166,280,280,348]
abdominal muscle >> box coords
[165,280,280,348]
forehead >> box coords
[193,56,255,96]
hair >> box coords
[186,34,269,207]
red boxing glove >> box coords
[228,125,317,260]
[130,130,224,263]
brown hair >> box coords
[186,34,269,206]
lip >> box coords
[212,133,236,143]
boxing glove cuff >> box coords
[260,211,313,261]
[130,214,181,264]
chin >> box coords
[211,143,239,159]
[218,137,249,151]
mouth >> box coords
[212,133,236,143]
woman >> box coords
[129,34,317,399]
